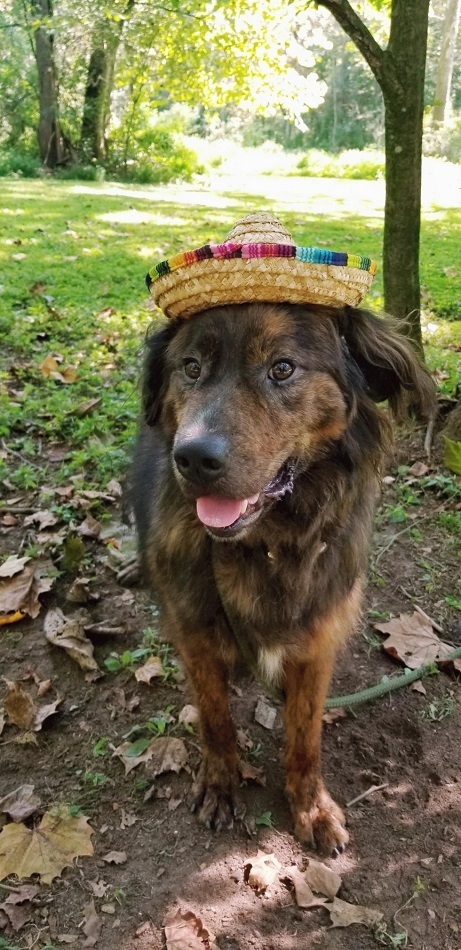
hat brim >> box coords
[150,257,375,320]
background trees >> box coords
[0,0,460,339]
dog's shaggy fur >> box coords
[130,302,434,854]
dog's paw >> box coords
[189,759,244,831]
[291,788,349,856]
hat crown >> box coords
[225,212,295,246]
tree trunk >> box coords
[432,0,461,126]
[31,0,64,168]
[80,32,121,161]
[382,0,429,350]
[316,0,430,350]
[80,1,134,162]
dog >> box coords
[130,299,434,855]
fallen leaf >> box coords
[106,479,122,498]
[282,867,327,909]
[135,656,164,684]
[88,880,110,898]
[39,356,77,385]
[322,708,346,724]
[82,900,102,947]
[78,515,102,539]
[114,736,188,777]
[0,558,54,619]
[254,699,277,730]
[0,805,94,884]
[178,704,199,728]
[0,784,41,821]
[102,851,127,865]
[44,607,101,678]
[24,510,58,530]
[164,909,217,950]
[4,681,35,729]
[244,851,281,894]
[239,760,266,786]
[66,578,99,604]
[327,896,383,928]
[1,513,18,526]
[33,695,63,731]
[303,858,342,898]
[408,461,429,477]
[120,809,137,829]
[375,611,461,672]
[0,898,33,932]
[0,556,30,579]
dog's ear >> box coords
[143,322,178,425]
[339,307,436,420]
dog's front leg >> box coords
[179,635,241,831]
[283,644,348,855]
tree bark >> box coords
[315,0,430,351]
[432,0,461,126]
[80,32,121,161]
[383,0,429,350]
[31,0,64,168]
[80,1,134,161]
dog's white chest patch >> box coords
[258,645,285,685]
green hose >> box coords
[325,649,461,708]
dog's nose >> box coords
[174,435,228,483]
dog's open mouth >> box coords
[196,459,297,538]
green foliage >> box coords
[0,150,41,178]
[443,438,461,475]
[297,148,385,180]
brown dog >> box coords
[130,301,433,854]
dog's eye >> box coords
[269,360,295,381]
[184,359,201,380]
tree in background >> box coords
[30,0,65,167]
[432,0,461,126]
[316,0,430,350]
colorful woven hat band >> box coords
[146,213,377,320]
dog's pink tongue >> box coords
[196,496,243,529]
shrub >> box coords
[296,148,385,180]
[423,117,461,164]
[0,150,41,178]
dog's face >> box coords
[144,302,434,540]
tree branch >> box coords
[314,0,403,98]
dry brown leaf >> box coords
[44,607,101,678]
[134,656,164,684]
[408,461,429,477]
[144,737,189,778]
[77,515,101,539]
[119,809,137,829]
[303,858,342,898]
[106,479,122,497]
[4,681,36,729]
[254,699,277,730]
[66,578,98,604]
[239,760,266,786]
[0,784,41,822]
[375,611,461,671]
[0,897,33,932]
[82,900,102,947]
[178,704,199,728]
[33,695,63,731]
[40,356,77,385]
[411,680,426,695]
[114,736,188,777]
[0,805,94,884]
[102,850,127,865]
[282,867,327,909]
[24,510,58,530]
[244,851,281,894]
[0,555,31,578]
[88,880,110,898]
[322,707,346,724]
[327,896,383,929]
[164,909,217,950]
[0,559,54,619]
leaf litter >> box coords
[0,557,55,620]
[44,607,102,679]
[375,610,461,672]
[0,805,94,884]
[164,909,218,950]
[3,680,62,732]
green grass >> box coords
[1,177,460,495]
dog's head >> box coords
[143,303,434,539]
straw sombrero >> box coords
[146,212,377,320]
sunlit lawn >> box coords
[1,176,460,492]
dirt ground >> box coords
[1,427,461,950]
